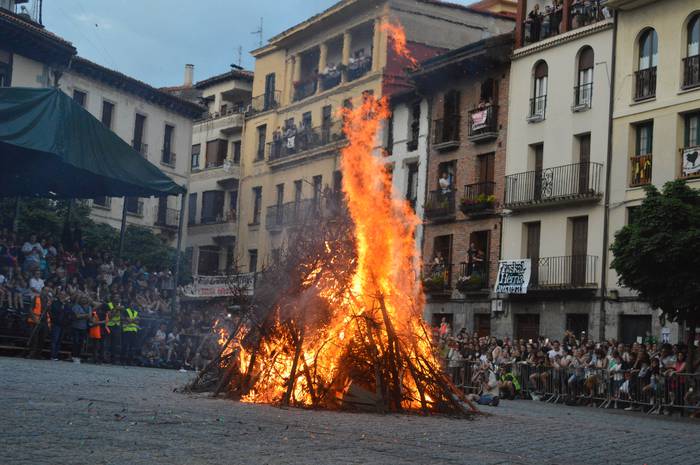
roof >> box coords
[69,57,206,119]
[0,7,76,66]
[254,0,513,56]
[195,69,254,89]
[412,31,514,78]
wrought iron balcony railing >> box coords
[249,91,280,114]
[573,82,593,110]
[468,105,498,140]
[424,190,456,220]
[529,255,598,289]
[347,57,372,82]
[457,261,491,292]
[293,78,318,102]
[683,55,700,90]
[505,162,603,209]
[528,96,547,120]
[190,209,236,226]
[634,67,657,101]
[155,207,180,228]
[460,182,497,216]
[268,121,345,162]
[432,117,460,150]
[422,263,453,293]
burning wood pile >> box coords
[187,23,476,417]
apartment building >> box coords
[604,0,699,343]
[1,3,201,245]
[498,0,614,341]
[410,33,514,335]
[183,68,253,275]
[235,0,515,274]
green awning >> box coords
[0,87,186,198]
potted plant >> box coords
[459,194,496,215]
[422,273,446,292]
[456,273,484,293]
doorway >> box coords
[474,314,491,338]
[619,315,652,344]
[570,216,588,286]
[566,313,589,338]
[515,314,540,341]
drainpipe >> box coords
[599,11,618,342]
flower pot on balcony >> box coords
[459,194,496,216]
[456,274,484,293]
[422,274,446,292]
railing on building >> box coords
[161,150,176,167]
[504,162,603,209]
[630,154,652,187]
[522,0,609,46]
[267,121,345,162]
[424,190,456,220]
[264,199,321,231]
[528,96,547,120]
[249,91,280,114]
[573,83,593,109]
[293,78,318,102]
[456,261,491,292]
[190,209,236,226]
[347,56,372,82]
[422,263,453,293]
[682,55,700,90]
[196,104,248,123]
[530,255,598,289]
[634,67,657,101]
[320,70,342,91]
[467,105,498,141]
[155,207,180,229]
[460,182,497,216]
[432,117,460,150]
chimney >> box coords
[184,64,194,87]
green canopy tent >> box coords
[0,87,188,301]
[0,87,185,198]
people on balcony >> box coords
[466,243,485,277]
[284,123,297,153]
[439,172,452,194]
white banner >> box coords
[494,259,531,294]
[682,146,700,177]
[181,274,256,298]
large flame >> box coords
[381,21,418,68]
[213,23,460,414]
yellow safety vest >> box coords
[122,308,139,333]
[106,302,121,327]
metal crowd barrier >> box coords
[448,360,700,416]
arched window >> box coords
[635,29,658,100]
[531,61,548,118]
[576,47,594,107]
[684,15,700,89]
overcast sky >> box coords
[42,0,474,88]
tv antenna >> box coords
[237,46,243,67]
[251,17,263,48]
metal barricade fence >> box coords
[449,359,700,416]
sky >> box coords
[41,0,474,89]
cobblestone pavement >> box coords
[1,357,699,465]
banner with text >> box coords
[494,259,531,294]
[181,274,256,298]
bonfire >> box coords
[187,23,476,417]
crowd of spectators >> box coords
[0,229,225,370]
[433,319,700,417]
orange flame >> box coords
[381,21,418,68]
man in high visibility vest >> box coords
[105,296,123,364]
[27,289,51,359]
[121,303,140,365]
[88,303,108,364]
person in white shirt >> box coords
[29,270,45,293]
[547,340,564,360]
[21,234,43,256]
[438,172,451,193]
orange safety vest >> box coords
[89,310,102,339]
[27,296,42,325]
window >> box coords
[631,122,653,187]
[162,124,175,165]
[205,139,226,168]
[191,144,201,171]
[686,112,700,147]
[73,90,87,107]
[635,122,653,156]
[92,197,110,209]
[125,197,141,215]
[229,191,238,220]
[407,101,421,151]
[201,190,225,223]
[322,105,333,144]
[576,47,594,108]
[478,153,495,186]
[294,180,302,204]
[264,73,276,110]
[232,141,241,164]
[384,112,394,155]
[302,111,312,129]
[251,187,262,225]
[256,125,267,161]
[312,175,322,206]
[635,29,658,100]
[627,206,641,225]
[101,101,114,129]
[684,15,700,88]
[406,162,419,209]
[249,249,258,273]
[682,113,700,179]
[531,61,548,118]
[0,49,11,87]
[133,114,147,155]
[188,193,197,224]
[276,183,284,207]
[198,246,220,275]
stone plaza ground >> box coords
[0,356,698,465]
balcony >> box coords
[422,263,453,295]
[347,56,372,82]
[468,105,498,142]
[456,261,491,293]
[528,96,546,122]
[573,83,592,111]
[634,67,656,101]
[189,209,236,226]
[155,207,180,229]
[529,255,598,290]
[682,55,700,90]
[432,117,460,151]
[522,0,609,47]
[424,190,456,221]
[681,146,700,179]
[630,154,652,187]
[249,91,280,114]
[504,162,603,210]
[195,106,246,133]
[161,150,176,168]
[132,141,148,157]
[459,182,497,217]
[265,199,321,231]
[320,68,342,91]
[293,78,318,102]
[267,121,345,165]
